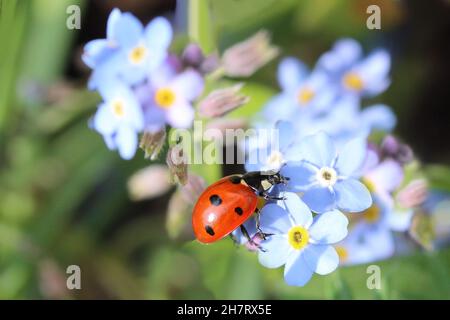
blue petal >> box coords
[120,63,148,85]
[303,244,339,275]
[114,13,143,48]
[82,39,110,68]
[106,8,122,40]
[171,69,204,101]
[298,131,337,167]
[262,93,296,123]
[259,203,292,235]
[87,52,123,90]
[361,104,396,132]
[336,137,367,177]
[281,161,316,192]
[93,102,119,135]
[276,120,294,152]
[283,251,313,286]
[356,50,391,96]
[245,147,266,172]
[145,17,172,52]
[258,235,290,268]
[317,38,362,73]
[166,101,194,129]
[302,186,336,214]
[115,125,138,160]
[387,209,414,232]
[277,57,308,91]
[309,210,348,244]
[335,178,372,212]
[278,192,312,228]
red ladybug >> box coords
[192,171,286,244]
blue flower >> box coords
[335,219,395,266]
[82,8,122,69]
[263,57,336,123]
[92,79,144,160]
[319,96,396,145]
[141,64,204,130]
[258,192,348,286]
[281,132,372,213]
[84,11,172,88]
[317,38,391,99]
[245,121,303,173]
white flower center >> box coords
[316,167,337,187]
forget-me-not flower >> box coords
[245,121,303,173]
[141,63,204,130]
[84,12,172,88]
[317,38,391,99]
[281,132,372,213]
[263,57,336,123]
[258,192,348,286]
[92,79,144,160]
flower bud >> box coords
[199,83,250,118]
[166,139,188,185]
[127,165,171,201]
[396,179,428,209]
[139,129,166,160]
[182,43,205,68]
[222,30,279,77]
[381,135,414,164]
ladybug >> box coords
[192,171,287,245]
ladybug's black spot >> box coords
[234,207,243,215]
[209,194,222,206]
[229,175,241,184]
[205,225,215,236]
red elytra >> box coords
[192,172,286,244]
[192,175,257,243]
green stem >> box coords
[188,0,215,54]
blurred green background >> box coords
[0,0,449,299]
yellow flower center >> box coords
[335,246,349,263]
[129,45,147,64]
[363,204,380,223]
[317,167,338,187]
[154,88,176,109]
[343,72,364,91]
[297,87,315,105]
[362,177,376,194]
[112,100,125,118]
[288,226,309,250]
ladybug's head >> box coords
[242,170,287,193]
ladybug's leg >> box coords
[229,233,240,247]
[258,191,285,201]
[240,225,266,252]
[254,208,270,240]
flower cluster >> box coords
[83,9,204,159]
[84,9,438,288]
[236,38,427,286]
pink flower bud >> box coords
[127,165,171,201]
[222,30,279,77]
[199,84,250,118]
[396,179,428,208]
